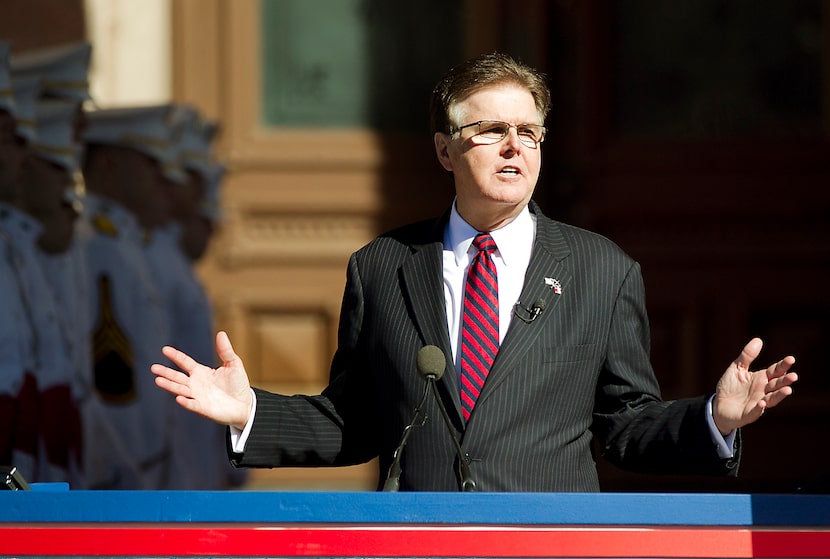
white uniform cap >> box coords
[172,105,214,178]
[0,42,44,141]
[82,104,180,171]
[0,42,13,115]
[158,104,197,185]
[32,99,80,173]
[11,76,41,143]
[10,42,92,102]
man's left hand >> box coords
[712,338,798,435]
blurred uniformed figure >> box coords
[12,39,91,237]
[0,41,39,480]
[0,44,77,485]
[11,41,97,489]
[80,105,175,489]
[152,107,246,489]
[11,41,92,217]
[18,98,86,486]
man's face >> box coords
[117,149,170,229]
[434,83,543,230]
[170,170,206,222]
[178,212,214,262]
[19,155,72,220]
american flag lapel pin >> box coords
[545,277,562,295]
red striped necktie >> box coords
[460,233,499,422]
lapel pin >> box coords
[545,277,562,295]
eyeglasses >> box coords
[451,120,546,148]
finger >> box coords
[734,338,763,371]
[762,385,794,409]
[161,344,201,374]
[767,355,796,380]
[175,394,206,416]
[150,362,190,384]
[215,331,239,365]
[765,371,798,393]
[744,400,767,424]
[154,374,191,398]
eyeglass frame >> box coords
[449,120,547,148]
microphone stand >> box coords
[382,381,430,491]
[427,377,477,492]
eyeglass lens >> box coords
[465,121,545,147]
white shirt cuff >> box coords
[229,388,257,454]
[706,394,736,459]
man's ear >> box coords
[434,132,453,172]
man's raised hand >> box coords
[151,331,253,430]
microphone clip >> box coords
[513,299,545,323]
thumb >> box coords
[215,331,238,364]
[735,337,763,370]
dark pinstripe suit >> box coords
[233,202,740,491]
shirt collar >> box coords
[445,199,534,267]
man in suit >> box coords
[152,53,797,492]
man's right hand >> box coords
[152,331,253,430]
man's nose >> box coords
[502,127,523,152]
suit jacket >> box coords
[233,202,740,491]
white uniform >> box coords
[35,240,93,488]
[79,193,173,489]
[144,224,238,489]
[0,225,38,480]
[0,203,76,484]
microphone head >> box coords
[416,345,446,380]
[533,298,547,311]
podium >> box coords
[1,491,829,557]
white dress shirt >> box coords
[443,201,535,367]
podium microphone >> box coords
[417,345,477,492]
[382,348,433,491]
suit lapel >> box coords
[400,240,452,351]
[398,216,462,415]
[474,206,572,410]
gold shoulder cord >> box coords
[91,274,136,404]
